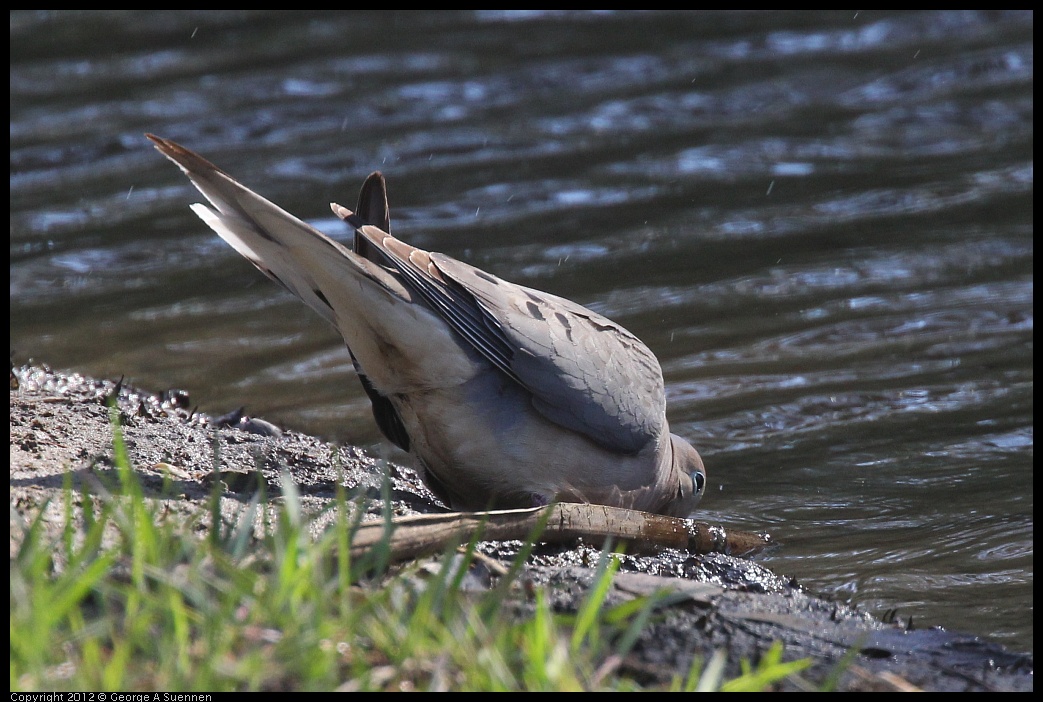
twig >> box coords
[350,502,772,563]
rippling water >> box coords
[10,10,1033,653]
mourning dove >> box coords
[148,135,706,516]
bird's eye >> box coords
[692,471,706,495]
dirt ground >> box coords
[10,363,1033,691]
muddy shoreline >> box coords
[10,364,1032,691]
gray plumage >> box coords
[148,135,706,516]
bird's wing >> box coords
[331,214,667,455]
[435,254,667,455]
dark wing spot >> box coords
[314,289,333,310]
[555,312,574,341]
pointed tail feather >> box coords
[148,134,403,326]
